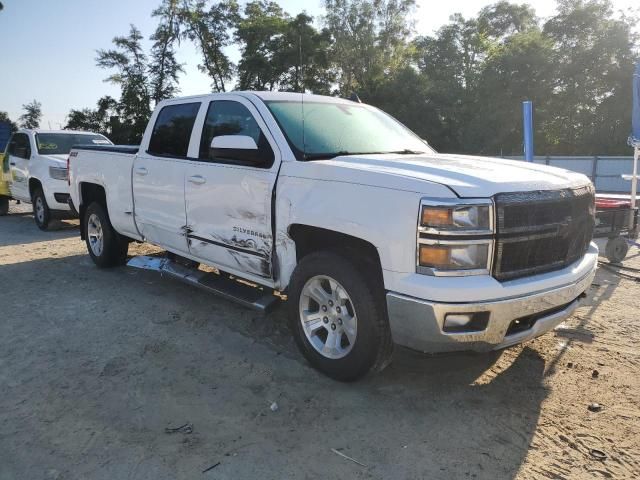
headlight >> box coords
[421,204,490,231]
[417,199,494,276]
[418,242,490,271]
[49,166,68,181]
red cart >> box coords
[594,197,638,262]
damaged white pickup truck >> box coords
[68,92,597,380]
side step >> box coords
[127,255,280,314]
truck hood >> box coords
[40,154,69,166]
[316,153,590,197]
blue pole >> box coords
[523,100,534,162]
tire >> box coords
[0,197,8,216]
[32,187,50,230]
[84,202,128,268]
[605,236,629,263]
[288,251,393,381]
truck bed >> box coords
[69,145,140,241]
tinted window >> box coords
[265,100,431,160]
[199,100,274,167]
[8,133,31,159]
[148,103,200,158]
[36,133,111,155]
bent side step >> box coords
[127,255,280,314]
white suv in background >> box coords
[6,129,111,229]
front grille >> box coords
[493,186,594,281]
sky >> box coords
[0,0,637,129]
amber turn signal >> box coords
[421,207,453,227]
[419,245,450,268]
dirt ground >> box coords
[1,200,639,480]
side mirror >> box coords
[211,135,263,164]
[14,146,29,159]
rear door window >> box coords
[148,103,200,158]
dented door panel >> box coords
[184,163,277,278]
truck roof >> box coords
[19,129,105,135]
[160,91,357,106]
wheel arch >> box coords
[28,177,42,198]
[78,182,107,240]
[286,224,385,293]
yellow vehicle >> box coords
[0,150,10,215]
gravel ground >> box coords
[1,200,639,480]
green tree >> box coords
[413,14,487,151]
[543,0,638,155]
[323,0,416,97]
[235,5,334,93]
[274,13,335,93]
[235,1,289,91]
[96,25,152,143]
[0,112,17,133]
[149,0,184,104]
[65,96,121,139]
[470,29,555,155]
[19,100,42,130]
[477,1,537,40]
[181,0,239,92]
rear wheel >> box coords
[32,187,50,230]
[288,252,393,381]
[0,197,8,216]
[84,202,128,268]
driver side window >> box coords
[8,133,31,159]
[199,100,274,168]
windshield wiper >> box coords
[303,151,353,161]
[303,149,426,161]
[384,149,426,155]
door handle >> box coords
[135,167,148,176]
[188,175,206,185]
[9,162,16,166]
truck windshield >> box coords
[35,133,112,155]
[265,100,433,160]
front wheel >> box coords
[0,196,8,216]
[288,252,393,381]
[32,187,50,230]
[84,202,128,268]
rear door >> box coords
[7,133,31,201]
[184,96,280,280]
[133,101,202,255]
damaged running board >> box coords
[127,255,280,314]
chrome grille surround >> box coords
[493,185,595,281]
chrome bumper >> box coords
[386,268,595,353]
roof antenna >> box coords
[349,92,362,103]
[300,33,306,159]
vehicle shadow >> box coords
[543,260,621,375]
[0,210,78,247]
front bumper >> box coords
[43,179,71,211]
[386,264,596,353]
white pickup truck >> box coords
[68,92,597,380]
[5,129,111,229]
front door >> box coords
[133,101,202,255]
[7,133,31,201]
[184,97,280,280]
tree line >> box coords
[3,0,639,155]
